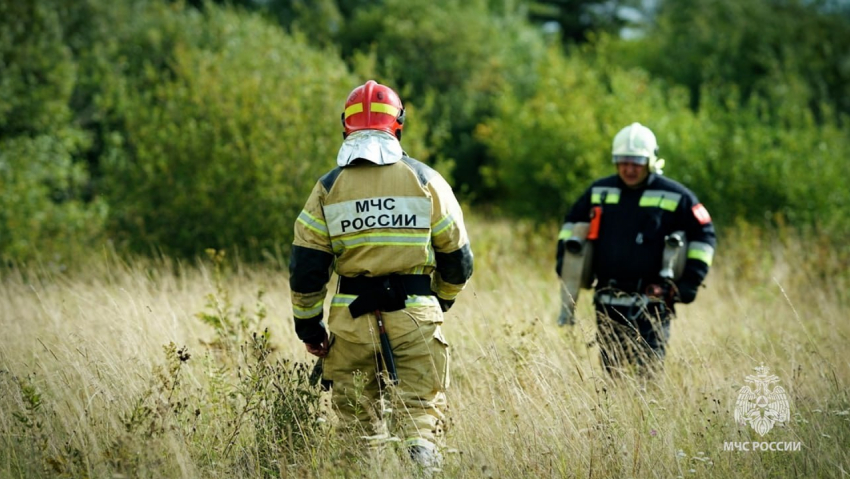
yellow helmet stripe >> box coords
[370,102,399,116]
[344,102,363,119]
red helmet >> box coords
[341,80,405,140]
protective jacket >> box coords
[557,173,715,300]
[290,155,473,345]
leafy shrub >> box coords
[99,3,357,258]
[0,133,107,264]
[476,47,694,219]
[0,0,107,264]
[340,0,548,197]
[0,1,75,136]
[478,40,850,236]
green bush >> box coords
[340,0,548,197]
[99,4,357,258]
[0,133,107,264]
[625,0,850,119]
[0,0,107,264]
[3,0,848,262]
[669,84,850,234]
[477,46,695,219]
[478,40,850,235]
[0,1,75,136]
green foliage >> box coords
[0,0,107,264]
[477,46,694,218]
[665,85,850,233]
[98,3,356,258]
[0,1,75,136]
[194,249,268,352]
[3,372,90,477]
[340,0,548,197]
[3,0,850,263]
[189,252,325,472]
[479,37,850,235]
[0,133,107,264]
[620,0,850,119]
[528,0,642,44]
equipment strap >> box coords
[595,293,642,307]
[339,274,433,318]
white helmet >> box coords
[612,122,665,174]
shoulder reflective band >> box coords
[639,190,682,211]
[591,187,621,205]
[297,209,329,237]
[687,241,714,266]
[431,213,456,236]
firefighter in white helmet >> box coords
[289,80,473,469]
[555,122,716,375]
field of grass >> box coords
[1,216,848,478]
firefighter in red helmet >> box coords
[342,80,405,139]
[289,80,473,470]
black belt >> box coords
[597,278,659,294]
[339,274,433,317]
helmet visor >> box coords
[613,155,649,165]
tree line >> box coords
[2,0,849,264]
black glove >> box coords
[295,317,327,344]
[433,291,455,312]
[676,281,699,304]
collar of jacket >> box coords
[616,172,657,190]
[336,130,403,167]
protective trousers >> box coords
[322,306,449,449]
[595,300,670,375]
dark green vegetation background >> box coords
[2,0,849,263]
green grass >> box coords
[1,216,848,478]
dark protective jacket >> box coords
[556,173,715,299]
[289,155,474,344]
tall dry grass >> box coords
[1,216,848,478]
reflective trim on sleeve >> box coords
[687,241,714,266]
[639,190,682,212]
[297,210,329,236]
[331,231,431,253]
[431,213,455,236]
[434,284,460,301]
[558,222,576,240]
[418,244,436,271]
[591,187,621,205]
[293,299,324,319]
[330,294,357,308]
